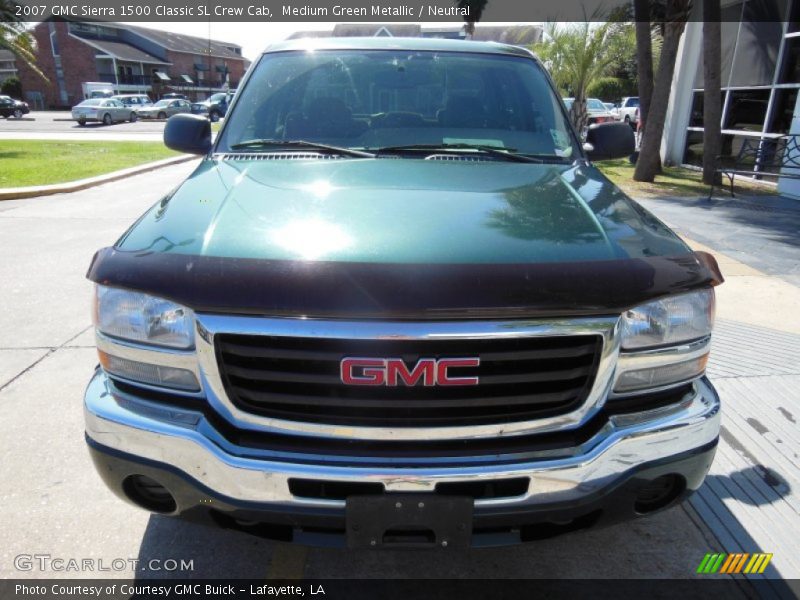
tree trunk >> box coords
[464,21,475,39]
[633,0,654,132]
[569,93,589,138]
[633,2,690,182]
[702,2,722,185]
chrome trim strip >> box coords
[95,331,204,397]
[610,336,711,398]
[616,336,710,370]
[194,315,620,441]
[84,371,720,509]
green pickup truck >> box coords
[84,38,722,549]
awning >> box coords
[215,65,229,73]
[181,74,194,84]
[194,63,210,71]
[154,71,171,81]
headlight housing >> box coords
[614,289,715,395]
[620,289,715,350]
[93,285,195,349]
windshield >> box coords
[218,50,579,159]
[587,99,606,111]
[153,100,170,107]
[209,93,227,102]
[79,99,103,107]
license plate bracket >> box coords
[346,494,473,549]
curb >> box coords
[0,154,197,201]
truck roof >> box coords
[263,37,536,59]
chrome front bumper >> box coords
[84,369,720,511]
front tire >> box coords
[13,108,23,119]
[624,115,631,124]
[78,119,86,127]
[102,113,112,126]
[158,111,167,120]
[209,110,220,123]
[129,112,137,123]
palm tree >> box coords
[702,0,722,186]
[634,0,654,136]
[0,0,46,81]
[456,0,488,39]
[534,21,617,133]
[634,0,693,182]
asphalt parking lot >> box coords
[0,111,166,140]
[0,162,797,595]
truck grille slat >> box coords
[232,385,584,409]
[216,333,602,427]
[218,338,599,362]
[222,364,594,386]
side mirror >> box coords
[164,113,212,155]
[585,122,635,161]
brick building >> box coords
[16,21,249,109]
[0,50,18,85]
[288,24,542,45]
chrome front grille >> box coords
[195,315,620,441]
[215,333,602,427]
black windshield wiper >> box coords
[374,143,545,163]
[228,139,375,158]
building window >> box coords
[788,0,800,32]
[778,37,800,84]
[768,88,798,134]
[689,91,726,128]
[681,0,799,173]
[724,89,771,132]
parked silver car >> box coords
[72,98,136,126]
[136,98,192,120]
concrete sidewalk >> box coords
[640,194,800,588]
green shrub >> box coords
[1,76,22,99]
[586,77,624,102]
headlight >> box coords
[620,289,715,350]
[613,289,715,395]
[93,285,195,349]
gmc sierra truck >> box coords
[84,38,722,549]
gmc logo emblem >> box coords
[340,357,480,386]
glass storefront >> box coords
[683,0,800,172]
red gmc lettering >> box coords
[340,358,385,385]
[340,357,479,386]
[386,358,436,386]
[436,358,480,385]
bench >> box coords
[710,134,800,198]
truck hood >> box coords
[87,157,718,318]
[115,157,690,264]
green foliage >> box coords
[0,0,47,81]
[603,22,640,95]
[1,75,22,98]
[587,77,624,102]
[534,21,621,130]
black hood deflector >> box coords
[87,248,717,319]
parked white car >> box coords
[112,94,152,110]
[615,97,640,126]
[563,98,616,125]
